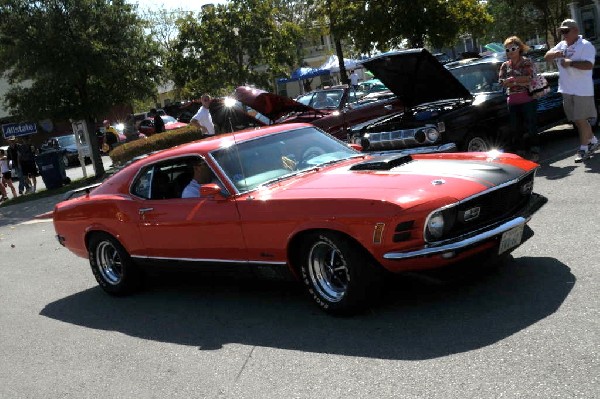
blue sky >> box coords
[130,0,227,12]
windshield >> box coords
[57,135,75,147]
[211,126,359,192]
[449,63,503,94]
[296,89,344,110]
[162,116,177,124]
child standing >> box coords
[0,149,18,200]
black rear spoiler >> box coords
[63,183,102,201]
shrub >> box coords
[109,125,204,166]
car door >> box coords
[130,158,247,263]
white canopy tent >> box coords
[318,55,362,73]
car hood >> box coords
[261,155,531,207]
[235,86,315,121]
[361,48,472,108]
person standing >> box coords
[190,94,215,136]
[17,137,37,193]
[499,36,540,162]
[151,109,165,134]
[545,19,599,163]
[0,149,17,199]
[7,140,29,195]
[349,70,359,92]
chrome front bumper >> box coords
[384,193,547,260]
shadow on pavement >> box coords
[41,256,573,360]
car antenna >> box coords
[223,97,249,189]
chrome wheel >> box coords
[307,238,350,303]
[62,155,70,168]
[467,136,489,152]
[95,240,123,285]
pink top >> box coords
[499,57,535,105]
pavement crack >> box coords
[234,345,256,383]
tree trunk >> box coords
[86,119,105,178]
[335,37,348,85]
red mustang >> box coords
[53,123,546,314]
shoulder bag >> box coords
[528,65,551,99]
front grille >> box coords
[442,172,535,240]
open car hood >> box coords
[235,86,315,121]
[361,48,472,108]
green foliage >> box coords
[481,0,570,46]
[355,0,492,49]
[169,0,303,97]
[109,125,203,166]
[0,0,161,121]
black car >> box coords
[348,48,576,153]
[41,134,90,167]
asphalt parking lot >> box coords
[0,123,598,398]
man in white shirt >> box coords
[190,94,215,136]
[349,70,359,91]
[181,158,226,198]
[545,19,599,163]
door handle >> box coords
[138,207,154,220]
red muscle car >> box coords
[53,123,546,314]
[234,85,403,141]
[138,115,188,136]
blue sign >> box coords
[2,122,37,139]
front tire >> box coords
[88,233,141,295]
[463,133,491,152]
[62,155,70,168]
[299,232,379,315]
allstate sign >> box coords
[2,122,37,139]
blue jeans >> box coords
[14,166,29,193]
[508,100,540,153]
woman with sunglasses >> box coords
[499,36,540,162]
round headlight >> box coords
[427,211,445,239]
[424,127,439,143]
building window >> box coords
[582,8,597,41]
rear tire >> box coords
[88,233,141,295]
[298,231,380,315]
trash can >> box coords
[35,150,68,190]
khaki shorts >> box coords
[562,94,597,121]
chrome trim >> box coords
[361,124,440,150]
[130,255,286,265]
[384,216,527,260]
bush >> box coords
[109,125,204,166]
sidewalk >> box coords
[0,156,114,227]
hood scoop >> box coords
[350,155,413,171]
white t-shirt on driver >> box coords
[191,106,215,135]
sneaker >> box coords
[574,149,590,163]
[588,141,599,153]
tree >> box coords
[169,0,302,97]
[0,0,161,176]
[481,0,569,47]
[359,0,491,50]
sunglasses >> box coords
[505,46,519,53]
[560,28,571,34]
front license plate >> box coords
[498,224,525,254]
